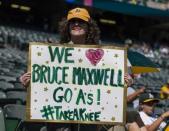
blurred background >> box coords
[0,0,169,131]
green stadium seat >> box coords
[0,108,5,131]
[6,90,27,103]
[0,91,6,99]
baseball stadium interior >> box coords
[0,0,169,131]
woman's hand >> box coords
[124,74,134,87]
[19,72,31,88]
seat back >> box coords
[0,108,5,131]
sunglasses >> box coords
[143,101,156,106]
[69,19,88,25]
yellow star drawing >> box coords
[115,105,118,108]
[107,90,111,94]
[114,54,118,58]
[111,117,115,121]
[44,87,48,91]
[78,58,83,63]
[37,52,41,56]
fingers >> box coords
[20,72,31,87]
[23,72,31,77]
[124,74,133,87]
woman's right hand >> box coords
[20,72,31,87]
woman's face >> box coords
[69,19,88,36]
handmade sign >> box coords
[26,42,127,125]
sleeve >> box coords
[127,87,135,96]
[139,112,155,125]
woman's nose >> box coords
[74,21,80,26]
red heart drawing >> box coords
[85,49,104,66]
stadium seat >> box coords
[156,100,165,108]
[0,81,14,90]
[0,90,7,99]
[0,107,5,131]
[154,107,164,116]
[3,104,26,120]
[6,90,27,103]
[0,76,16,82]
[3,104,26,131]
[40,126,47,131]
[13,82,25,89]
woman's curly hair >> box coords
[58,18,100,44]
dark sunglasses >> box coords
[143,101,156,106]
[69,19,87,25]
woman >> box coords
[20,7,146,131]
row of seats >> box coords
[0,24,168,130]
[0,46,28,131]
[0,25,59,50]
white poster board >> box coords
[26,42,127,125]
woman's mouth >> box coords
[72,26,81,31]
